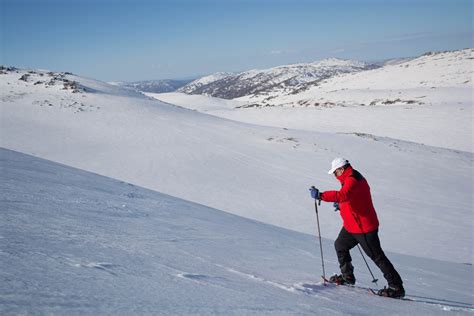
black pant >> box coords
[335,227,403,287]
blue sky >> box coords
[1,0,472,81]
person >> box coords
[309,158,405,298]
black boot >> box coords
[377,285,405,298]
[329,274,356,285]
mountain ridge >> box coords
[178,57,378,99]
[121,78,193,93]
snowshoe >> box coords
[328,274,356,285]
[377,286,405,298]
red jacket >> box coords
[321,166,379,234]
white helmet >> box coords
[328,157,349,174]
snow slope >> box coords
[1,148,473,315]
[145,92,247,112]
[151,49,474,152]
[0,67,472,265]
[122,79,193,93]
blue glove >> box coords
[309,187,320,200]
[333,202,340,212]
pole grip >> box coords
[311,186,322,206]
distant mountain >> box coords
[122,79,194,93]
[178,58,378,99]
[177,72,234,94]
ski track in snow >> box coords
[174,248,474,312]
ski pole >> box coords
[356,244,378,286]
[311,186,326,283]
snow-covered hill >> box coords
[2,148,472,315]
[263,49,473,107]
[151,49,473,152]
[145,91,247,112]
[121,79,193,93]
[178,59,375,99]
[178,72,235,94]
[0,66,472,266]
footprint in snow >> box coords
[73,262,120,276]
[177,273,210,281]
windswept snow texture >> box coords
[1,148,473,315]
